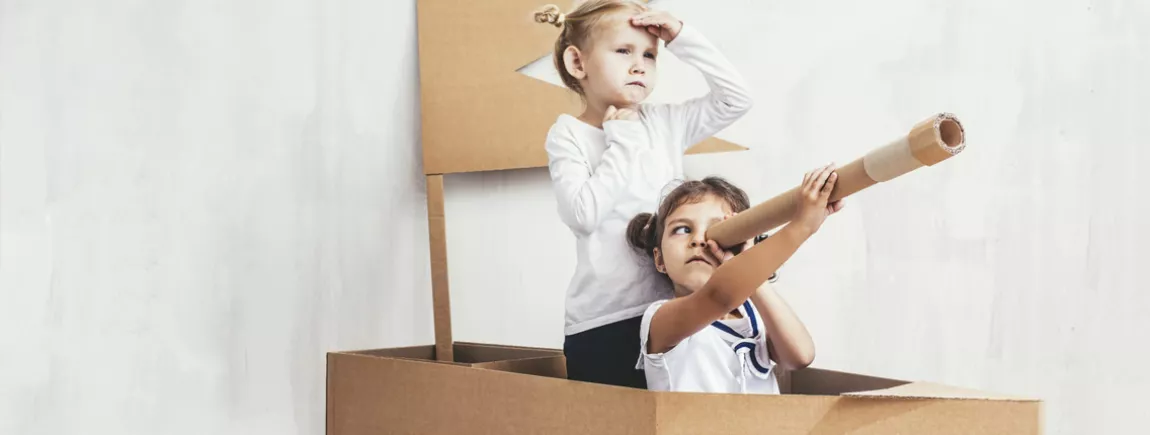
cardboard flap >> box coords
[790,367,908,395]
[685,137,747,155]
[454,342,564,363]
[472,356,567,379]
[846,381,1036,402]
[345,345,435,360]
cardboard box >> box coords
[327,345,1042,434]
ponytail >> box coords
[533,4,565,27]
[626,212,660,260]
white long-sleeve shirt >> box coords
[544,24,753,336]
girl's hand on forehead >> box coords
[630,10,683,43]
[704,213,752,266]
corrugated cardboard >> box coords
[416,0,747,175]
[327,348,1041,434]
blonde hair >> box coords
[534,1,646,97]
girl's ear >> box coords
[563,46,587,80]
[653,247,666,274]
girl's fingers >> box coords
[821,172,837,197]
[634,12,673,28]
[813,167,833,198]
[828,199,845,214]
[706,241,725,264]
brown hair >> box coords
[534,1,646,97]
[626,176,752,261]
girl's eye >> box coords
[644,52,655,59]
[617,48,630,55]
[672,226,690,235]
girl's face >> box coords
[575,14,658,109]
[654,194,732,296]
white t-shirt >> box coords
[637,299,781,394]
[545,24,754,335]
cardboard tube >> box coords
[707,113,965,248]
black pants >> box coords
[563,315,647,389]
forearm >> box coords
[750,283,815,370]
[664,24,753,147]
[667,24,753,111]
[700,223,811,312]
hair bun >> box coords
[534,4,565,27]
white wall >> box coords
[0,1,430,434]
[2,0,1148,434]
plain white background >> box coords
[2,0,1147,434]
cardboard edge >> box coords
[845,381,1040,402]
[338,344,434,356]
[453,342,564,363]
[454,341,562,353]
[327,349,470,367]
[325,353,333,435]
[685,137,749,155]
[472,355,569,378]
[326,343,566,375]
[329,350,1037,402]
[789,366,909,396]
[329,342,563,361]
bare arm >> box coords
[646,165,842,354]
[749,282,814,370]
[646,224,812,354]
[628,12,753,151]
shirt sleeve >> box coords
[658,23,754,151]
[637,300,666,369]
[545,119,651,235]
[637,299,688,369]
